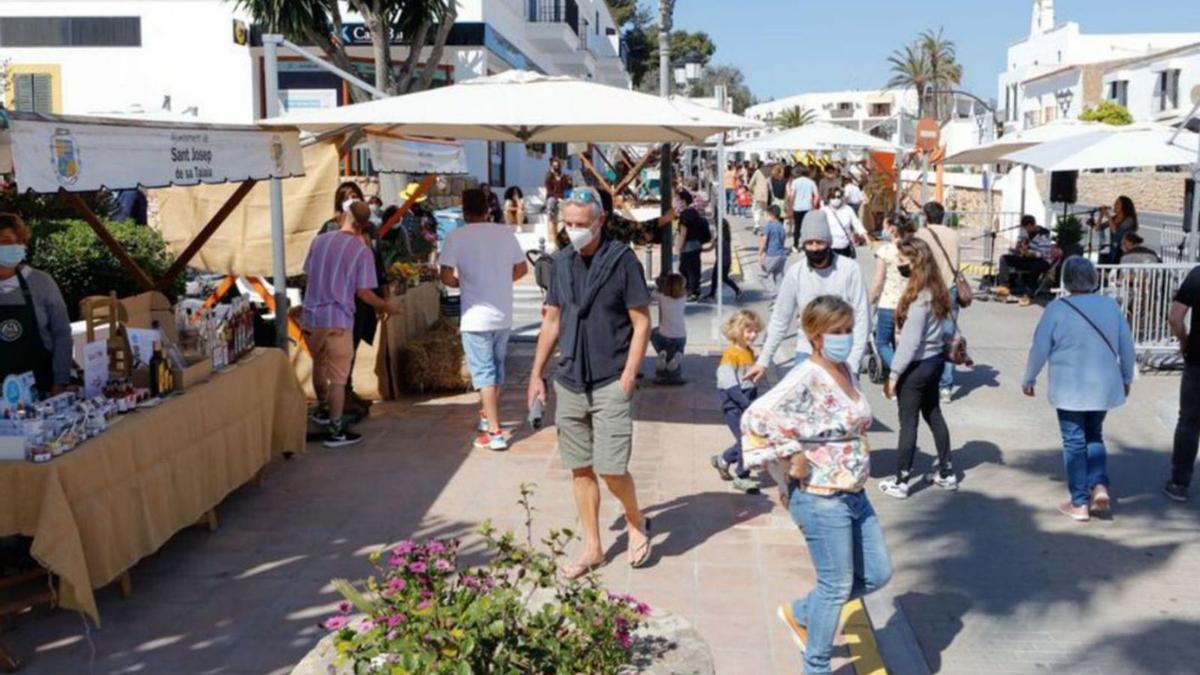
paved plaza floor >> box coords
[4,217,1199,674]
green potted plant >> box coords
[1055,214,1085,258]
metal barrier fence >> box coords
[1146,224,1200,264]
[946,210,1026,273]
[1095,263,1191,367]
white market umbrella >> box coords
[1000,123,1200,171]
[264,70,760,143]
[730,122,897,153]
[944,119,1103,165]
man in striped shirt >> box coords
[303,200,402,447]
[998,214,1053,298]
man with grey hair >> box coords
[748,210,870,382]
[527,186,654,576]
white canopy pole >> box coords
[263,34,289,349]
[715,85,727,341]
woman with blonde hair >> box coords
[741,295,891,674]
[879,237,956,499]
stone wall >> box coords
[1033,172,1188,215]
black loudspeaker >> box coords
[1050,170,1078,205]
[1185,178,1196,233]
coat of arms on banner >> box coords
[51,127,80,185]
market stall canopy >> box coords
[264,70,761,143]
[1000,123,1200,171]
[730,122,897,153]
[0,111,304,193]
[943,119,1102,165]
[364,132,467,174]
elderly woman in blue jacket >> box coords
[1023,256,1135,522]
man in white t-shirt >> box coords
[440,188,528,451]
[786,166,820,252]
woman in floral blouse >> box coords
[741,295,892,675]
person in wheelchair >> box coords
[997,215,1053,299]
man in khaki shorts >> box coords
[527,187,654,579]
[303,200,401,447]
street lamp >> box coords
[673,54,703,95]
[1056,88,1074,118]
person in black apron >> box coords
[0,213,72,397]
[0,271,55,393]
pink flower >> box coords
[323,615,349,631]
[418,600,433,611]
[408,562,427,574]
[425,541,446,555]
[386,614,406,627]
[393,540,417,556]
[434,559,453,572]
[354,618,374,633]
[387,577,407,592]
[338,601,352,615]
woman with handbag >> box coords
[741,295,891,675]
[1022,257,1135,521]
[879,237,957,499]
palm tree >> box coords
[776,105,817,129]
[887,41,929,118]
[232,0,456,98]
[919,28,962,120]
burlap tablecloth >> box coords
[0,347,306,625]
[374,283,442,400]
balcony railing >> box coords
[829,107,855,119]
[527,0,579,36]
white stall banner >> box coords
[366,132,467,175]
[9,117,304,193]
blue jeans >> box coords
[941,287,958,390]
[1057,410,1110,507]
[650,329,686,360]
[875,308,896,370]
[461,329,511,389]
[788,489,892,675]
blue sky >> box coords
[671,0,1200,103]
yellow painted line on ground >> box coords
[841,599,887,675]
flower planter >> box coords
[290,605,715,675]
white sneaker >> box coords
[940,388,953,403]
[927,469,959,491]
[878,477,911,499]
[655,352,668,374]
[667,352,683,372]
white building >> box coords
[0,0,630,191]
[1102,41,1200,128]
[736,88,920,143]
[998,0,1200,131]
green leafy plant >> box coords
[325,484,649,674]
[1055,214,1084,252]
[29,218,180,319]
[1079,101,1133,126]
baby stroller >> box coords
[861,308,888,386]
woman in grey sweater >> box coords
[879,237,955,499]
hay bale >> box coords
[396,319,471,393]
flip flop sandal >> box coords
[560,557,604,580]
[629,517,654,569]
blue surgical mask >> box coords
[0,244,27,268]
[822,334,853,364]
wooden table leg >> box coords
[117,571,132,599]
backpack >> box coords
[736,186,753,208]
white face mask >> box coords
[341,198,361,214]
[830,198,844,209]
[565,224,596,251]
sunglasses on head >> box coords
[564,189,601,206]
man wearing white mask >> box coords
[527,186,654,579]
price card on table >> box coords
[83,340,109,397]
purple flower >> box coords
[393,540,417,556]
[337,601,352,615]
[434,559,453,572]
[354,618,374,633]
[388,554,406,568]
[386,614,406,627]
[387,577,407,593]
[616,630,632,649]
[418,600,433,611]
[323,615,349,631]
[408,562,427,574]
[635,602,651,617]
[426,541,446,555]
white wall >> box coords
[1,0,256,122]
[1104,46,1200,123]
